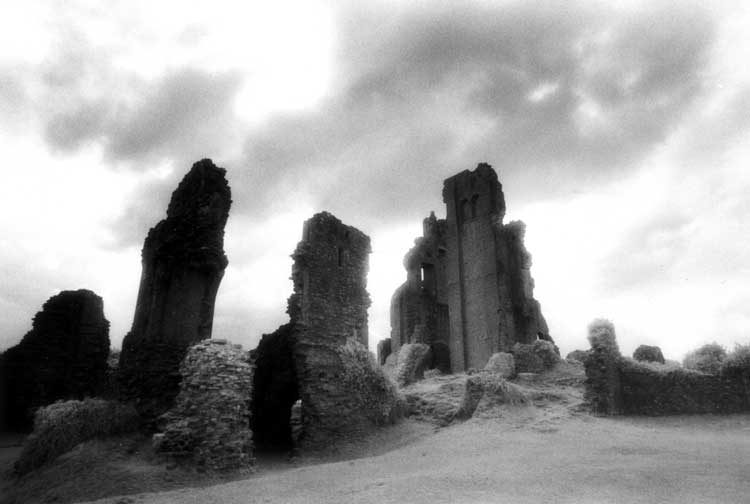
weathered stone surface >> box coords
[484,352,516,378]
[119,159,231,424]
[395,343,432,387]
[377,338,392,366]
[633,345,665,364]
[1,290,110,431]
[391,163,550,373]
[154,339,254,473]
[457,373,528,419]
[566,349,589,363]
[383,352,399,382]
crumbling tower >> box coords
[388,163,549,373]
[289,212,372,445]
[253,212,399,451]
[119,158,232,423]
[443,163,509,370]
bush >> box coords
[583,319,623,415]
[533,340,560,369]
[566,349,589,363]
[14,398,139,474]
[633,345,665,364]
[512,340,559,373]
[587,319,618,353]
[683,343,727,375]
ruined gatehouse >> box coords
[386,163,550,372]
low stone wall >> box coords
[154,339,254,473]
[618,359,747,415]
[584,321,750,415]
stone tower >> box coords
[253,212,401,451]
[119,158,232,423]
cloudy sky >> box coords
[1,0,749,361]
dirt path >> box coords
[84,413,750,504]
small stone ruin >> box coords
[119,158,232,424]
[1,289,110,430]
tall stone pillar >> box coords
[119,158,231,423]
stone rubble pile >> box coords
[154,339,254,473]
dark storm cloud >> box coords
[43,68,243,249]
[43,68,242,165]
[232,1,717,228]
[104,176,178,249]
[105,69,242,162]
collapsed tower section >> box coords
[119,159,232,423]
[388,163,549,372]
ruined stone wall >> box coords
[389,212,451,371]
[154,339,254,472]
[497,221,549,346]
[1,290,110,430]
[288,212,377,447]
[119,159,231,424]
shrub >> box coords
[587,319,618,353]
[512,340,559,373]
[14,398,139,474]
[633,345,665,364]
[583,319,623,415]
[683,343,727,375]
[484,352,516,378]
[722,344,750,377]
[337,338,403,425]
[533,340,560,369]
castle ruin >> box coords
[386,163,550,372]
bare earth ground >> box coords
[4,364,750,503]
